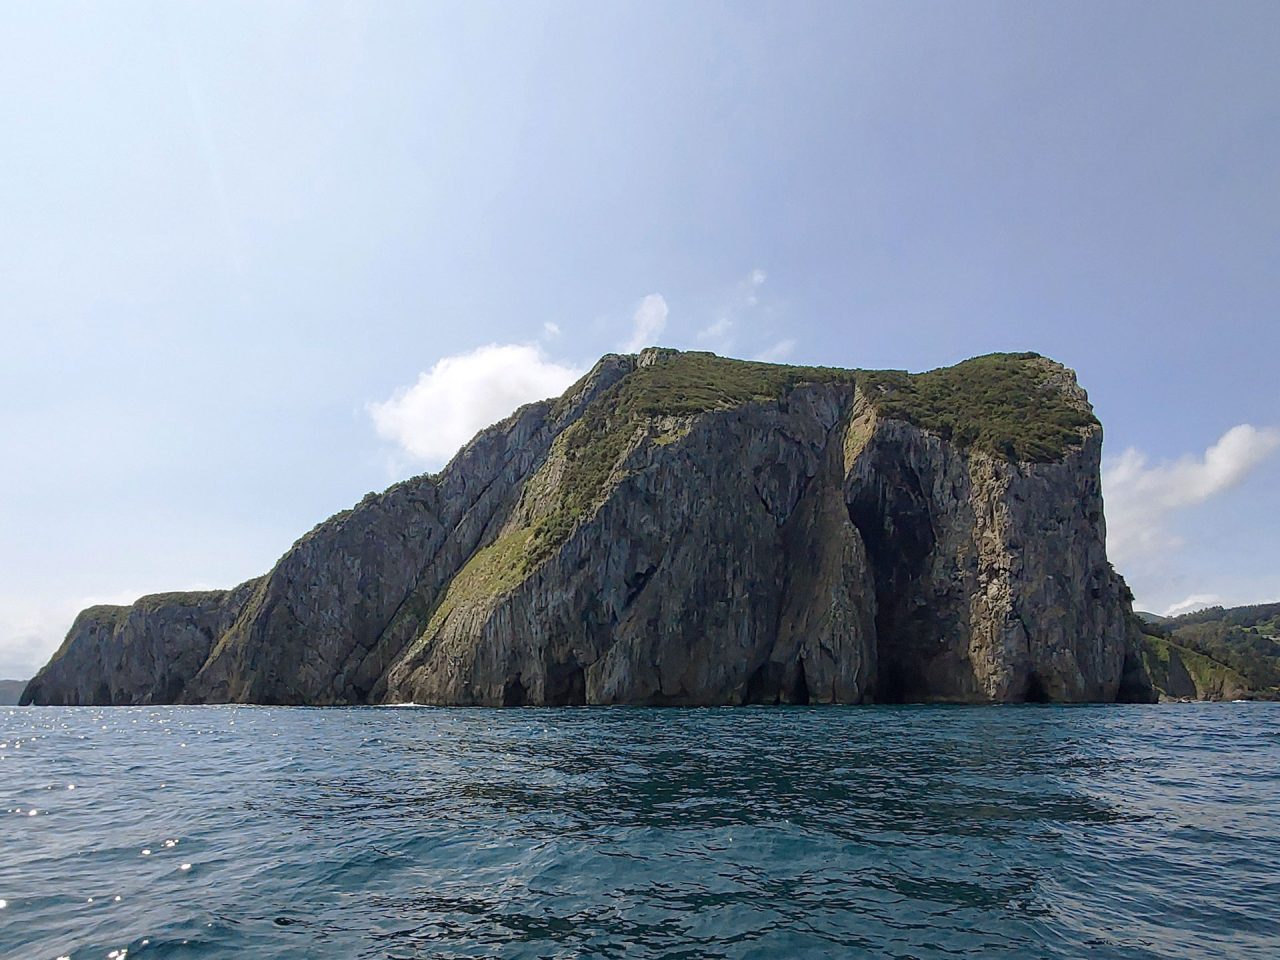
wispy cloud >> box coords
[621,294,668,353]
[696,268,770,351]
[369,343,585,466]
[696,316,733,343]
[542,321,561,338]
[1162,593,1222,618]
[1103,423,1280,566]
[754,338,797,363]
[167,27,245,283]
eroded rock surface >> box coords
[22,349,1156,706]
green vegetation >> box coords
[426,528,537,631]
[857,352,1098,462]
[429,349,1109,607]
[1139,633,1252,699]
[1166,601,1280,631]
[1145,602,1280,695]
[134,590,229,611]
[524,351,856,568]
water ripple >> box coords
[1,704,1277,959]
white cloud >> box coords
[1103,423,1280,565]
[745,268,766,305]
[621,294,668,353]
[1162,594,1222,618]
[369,343,585,466]
[754,338,796,363]
[542,321,561,338]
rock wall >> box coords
[846,404,1129,702]
[20,582,259,706]
[384,383,877,705]
[22,349,1156,707]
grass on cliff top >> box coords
[523,351,857,568]
[603,350,856,418]
[70,590,229,625]
[857,352,1099,462]
[133,590,230,610]
[521,349,1096,570]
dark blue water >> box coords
[1,704,1277,960]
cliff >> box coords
[22,349,1156,706]
[1137,634,1253,701]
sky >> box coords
[1,1,1277,678]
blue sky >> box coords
[2,1,1277,677]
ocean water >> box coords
[1,705,1277,960]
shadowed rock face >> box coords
[22,349,1154,707]
[846,411,1129,703]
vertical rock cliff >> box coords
[21,349,1154,706]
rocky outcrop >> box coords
[22,349,1155,706]
[21,583,260,706]
[1137,634,1251,701]
[845,401,1129,702]
[384,381,877,705]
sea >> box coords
[1,703,1276,960]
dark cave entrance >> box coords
[1023,671,1051,704]
[790,659,810,705]
[743,659,811,705]
[845,451,939,704]
[544,660,586,706]
[874,660,908,704]
[501,675,528,707]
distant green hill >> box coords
[1137,635,1252,701]
[0,680,27,705]
[1139,602,1280,699]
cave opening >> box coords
[501,675,528,707]
[163,675,187,703]
[875,661,907,704]
[544,661,586,706]
[789,659,811,705]
[845,451,940,704]
[744,661,783,704]
[1023,671,1051,704]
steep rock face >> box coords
[182,355,636,705]
[23,348,1153,706]
[385,382,877,705]
[845,404,1128,702]
[19,582,259,706]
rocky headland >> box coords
[24,349,1170,706]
